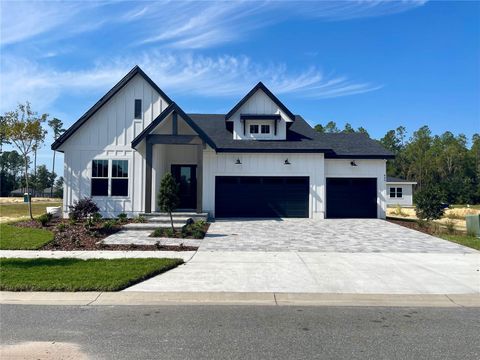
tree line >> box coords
[0,103,65,217]
[315,121,480,205]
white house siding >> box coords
[386,183,414,206]
[59,74,170,217]
[202,148,325,219]
[229,89,290,140]
[324,159,387,219]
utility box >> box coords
[466,214,480,237]
[23,193,31,203]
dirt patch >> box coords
[387,218,466,237]
[0,341,88,360]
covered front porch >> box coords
[131,103,213,214]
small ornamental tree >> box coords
[415,186,445,221]
[158,173,180,232]
[3,103,47,219]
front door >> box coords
[171,165,197,209]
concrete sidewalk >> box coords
[1,291,479,307]
[125,251,480,294]
[0,250,195,261]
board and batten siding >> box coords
[230,89,290,140]
[324,159,387,219]
[386,183,414,206]
[202,148,325,218]
[60,74,170,217]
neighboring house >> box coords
[52,66,394,219]
[386,176,417,207]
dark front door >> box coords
[326,178,377,218]
[215,176,309,218]
[171,165,197,209]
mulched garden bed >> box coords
[387,218,435,235]
[13,219,198,251]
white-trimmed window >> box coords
[111,160,129,196]
[249,124,259,134]
[91,160,109,196]
[261,124,270,134]
[91,159,129,197]
[389,187,403,198]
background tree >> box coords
[30,165,56,195]
[54,176,64,198]
[0,116,10,153]
[48,118,65,197]
[157,173,180,232]
[3,103,47,219]
[0,151,25,196]
[414,186,446,220]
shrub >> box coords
[38,213,53,227]
[56,223,68,232]
[133,215,147,223]
[69,198,100,221]
[415,187,445,220]
[117,213,128,223]
[92,212,103,223]
[101,220,118,233]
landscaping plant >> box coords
[69,198,100,221]
[157,172,180,232]
[414,186,446,221]
[38,213,53,227]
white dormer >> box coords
[225,82,296,141]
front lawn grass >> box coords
[0,223,54,250]
[439,235,480,251]
[0,258,183,291]
[0,202,62,222]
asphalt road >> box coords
[1,305,478,359]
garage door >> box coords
[326,178,377,218]
[215,176,309,218]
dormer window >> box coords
[261,124,270,134]
[249,124,259,134]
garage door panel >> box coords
[215,176,309,218]
[326,178,377,218]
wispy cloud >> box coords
[0,52,381,112]
[1,1,427,49]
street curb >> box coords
[1,291,479,307]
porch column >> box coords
[196,142,203,213]
[145,142,153,213]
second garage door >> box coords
[326,178,377,218]
[215,176,309,218]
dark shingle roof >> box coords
[188,114,394,158]
[386,176,417,183]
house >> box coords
[386,176,417,207]
[52,66,394,219]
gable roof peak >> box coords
[225,81,295,122]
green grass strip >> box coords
[0,224,54,250]
[0,258,183,291]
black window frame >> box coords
[91,160,109,197]
[396,187,403,198]
[249,124,259,134]
[111,160,129,197]
[389,187,396,198]
[134,99,142,119]
[260,124,270,134]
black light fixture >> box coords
[235,158,242,165]
[284,159,291,165]
[350,160,357,167]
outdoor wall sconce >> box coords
[235,158,242,165]
[284,159,291,165]
[350,161,358,167]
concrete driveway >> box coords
[125,219,479,294]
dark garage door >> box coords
[326,178,377,218]
[215,176,309,218]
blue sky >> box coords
[1,0,479,176]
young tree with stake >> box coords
[3,103,47,219]
[158,173,180,232]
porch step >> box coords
[123,223,174,230]
[147,216,207,223]
[141,212,208,218]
